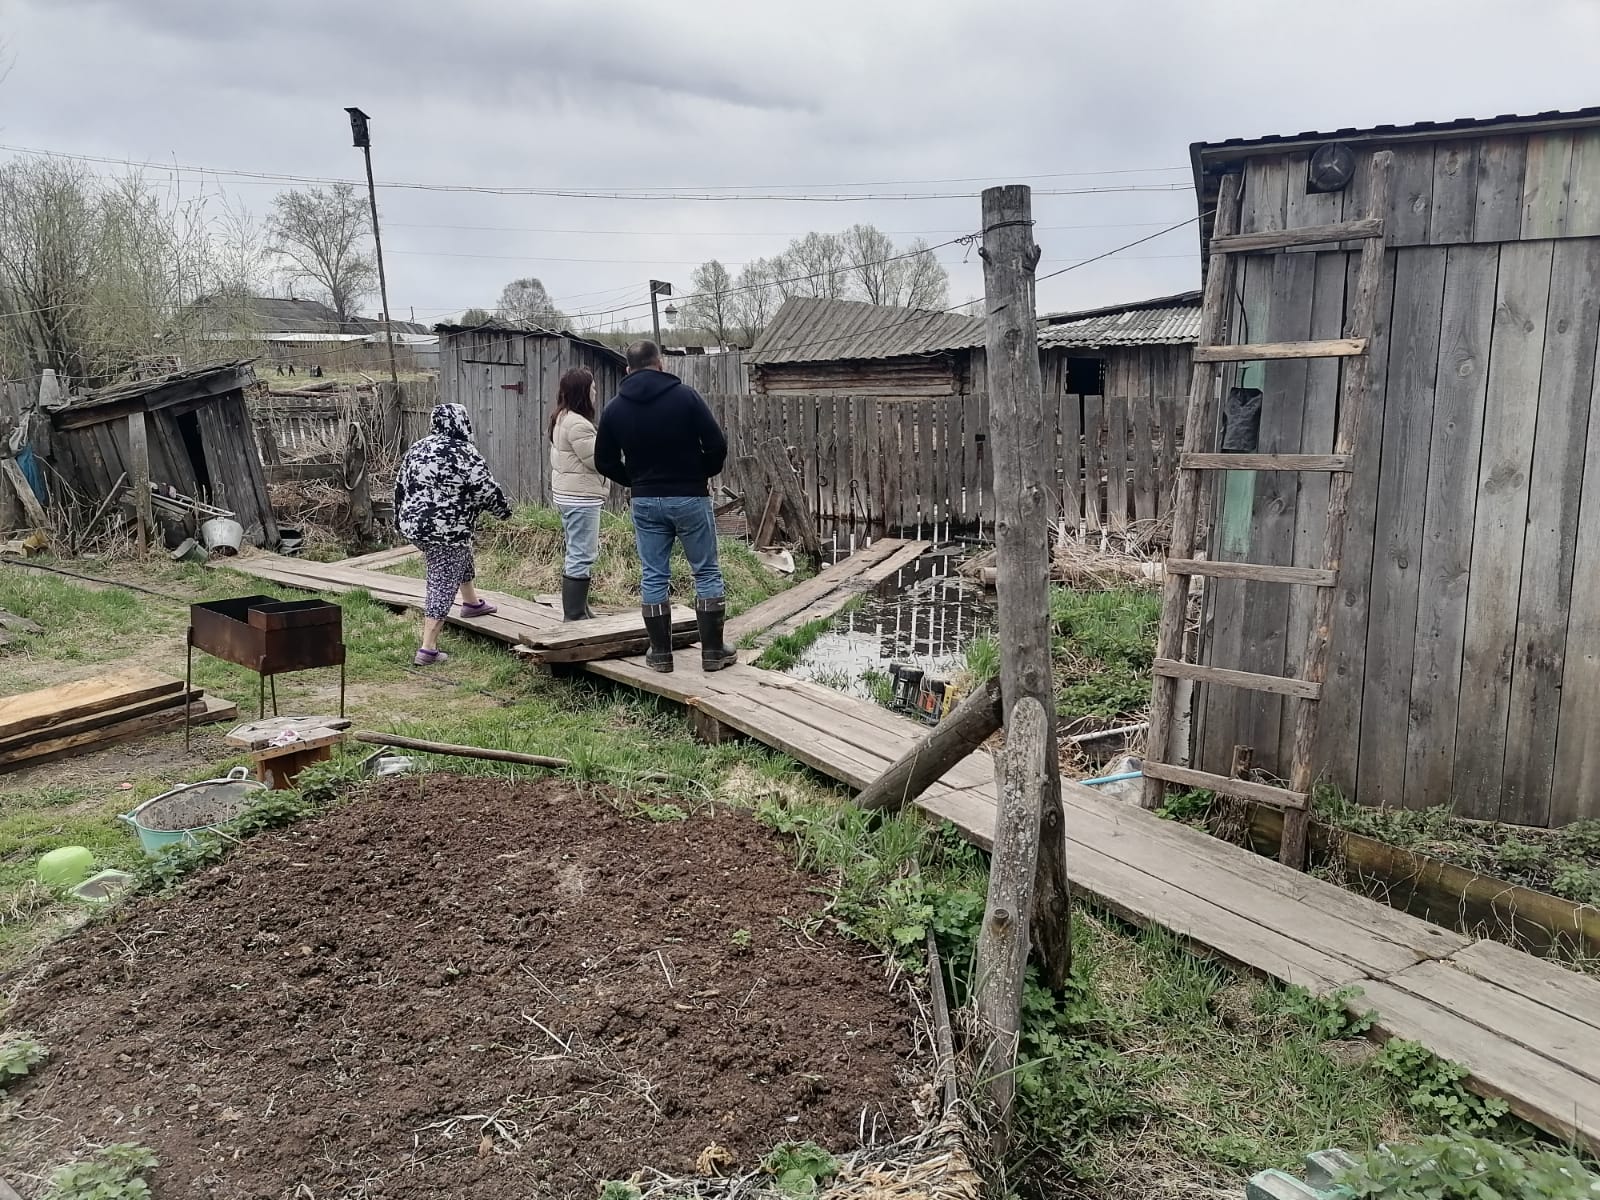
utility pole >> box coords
[975,184,1073,996]
[345,107,400,393]
[649,279,672,345]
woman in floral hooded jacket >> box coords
[393,403,512,665]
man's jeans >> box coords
[631,495,724,605]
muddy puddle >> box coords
[786,542,995,699]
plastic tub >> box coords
[119,767,264,856]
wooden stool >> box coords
[226,715,351,790]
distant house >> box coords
[433,319,627,504]
[186,295,436,371]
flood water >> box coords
[786,541,996,699]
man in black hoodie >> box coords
[595,340,737,674]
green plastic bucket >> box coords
[119,767,264,857]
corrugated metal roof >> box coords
[1037,291,1201,347]
[747,297,985,365]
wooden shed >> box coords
[1187,105,1600,828]
[434,322,626,505]
[747,297,986,397]
[49,361,278,547]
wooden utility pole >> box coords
[979,184,1072,989]
[345,107,401,394]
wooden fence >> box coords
[704,388,1182,535]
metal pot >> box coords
[201,517,245,554]
[119,766,265,857]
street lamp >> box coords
[649,279,673,345]
[345,106,400,393]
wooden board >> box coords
[1191,338,1366,363]
[1404,244,1498,810]
[1428,141,1479,244]
[1449,938,1600,1035]
[1452,240,1554,820]
[339,545,423,570]
[0,689,197,754]
[0,671,186,740]
[1521,132,1574,240]
[1500,237,1600,825]
[725,538,920,642]
[1472,136,1529,243]
[518,606,697,662]
[0,695,237,773]
[1354,246,1446,810]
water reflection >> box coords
[787,547,997,697]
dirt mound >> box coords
[7,776,922,1198]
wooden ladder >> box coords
[1141,151,1394,869]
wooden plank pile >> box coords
[0,669,237,773]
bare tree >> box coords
[843,223,897,305]
[496,277,568,329]
[784,232,851,299]
[682,259,735,345]
[211,196,270,301]
[459,306,494,326]
[895,238,950,309]
[268,184,376,323]
[732,258,779,343]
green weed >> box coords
[729,927,752,951]
[0,1031,47,1086]
[1340,1134,1599,1199]
[596,1184,641,1200]
[44,1142,157,1200]
[760,1142,838,1197]
[1050,586,1160,722]
[1375,1039,1509,1133]
[1260,984,1375,1041]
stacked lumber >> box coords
[0,669,237,773]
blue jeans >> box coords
[631,496,723,605]
[558,504,601,579]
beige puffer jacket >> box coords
[550,409,608,500]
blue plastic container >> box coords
[119,767,263,856]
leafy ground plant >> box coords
[0,1031,47,1086]
[1339,1134,1600,1199]
[44,1142,157,1200]
[760,1141,838,1197]
[1375,1039,1509,1133]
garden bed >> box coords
[5,776,923,1198]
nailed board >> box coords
[0,695,237,773]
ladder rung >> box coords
[1209,217,1384,255]
[1193,338,1367,363]
[1165,559,1337,586]
[1153,657,1322,700]
[1142,761,1309,810]
[1180,453,1353,472]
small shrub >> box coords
[1339,1133,1599,1199]
[44,1142,157,1200]
[1270,984,1375,1041]
[1550,861,1600,906]
[761,1142,838,1197]
[1494,836,1544,875]
[0,1032,47,1087]
[1375,1039,1508,1133]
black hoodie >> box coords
[593,369,728,497]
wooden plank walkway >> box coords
[726,537,929,646]
[221,545,1600,1151]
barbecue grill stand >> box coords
[186,596,346,748]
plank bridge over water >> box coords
[223,545,1600,1153]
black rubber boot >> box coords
[561,575,591,622]
[697,596,739,672]
[642,602,675,673]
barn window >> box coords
[1066,356,1104,395]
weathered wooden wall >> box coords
[752,353,972,398]
[437,329,625,505]
[666,350,747,395]
[1193,127,1600,827]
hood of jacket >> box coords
[615,368,681,405]
[431,402,473,440]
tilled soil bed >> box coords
[5,775,923,1198]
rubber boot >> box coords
[642,602,675,673]
[697,596,739,672]
[561,575,592,622]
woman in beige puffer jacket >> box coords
[549,367,609,620]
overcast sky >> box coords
[3,0,1599,330]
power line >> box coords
[386,218,1190,238]
[0,143,1193,203]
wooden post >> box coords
[855,676,1002,812]
[980,184,1072,990]
[973,695,1046,1132]
[127,410,152,559]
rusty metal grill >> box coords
[187,596,346,738]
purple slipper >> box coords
[414,648,451,666]
[459,599,498,618]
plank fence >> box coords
[704,388,1182,536]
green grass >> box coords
[751,598,863,671]
[1050,586,1160,723]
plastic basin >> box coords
[119,767,264,857]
